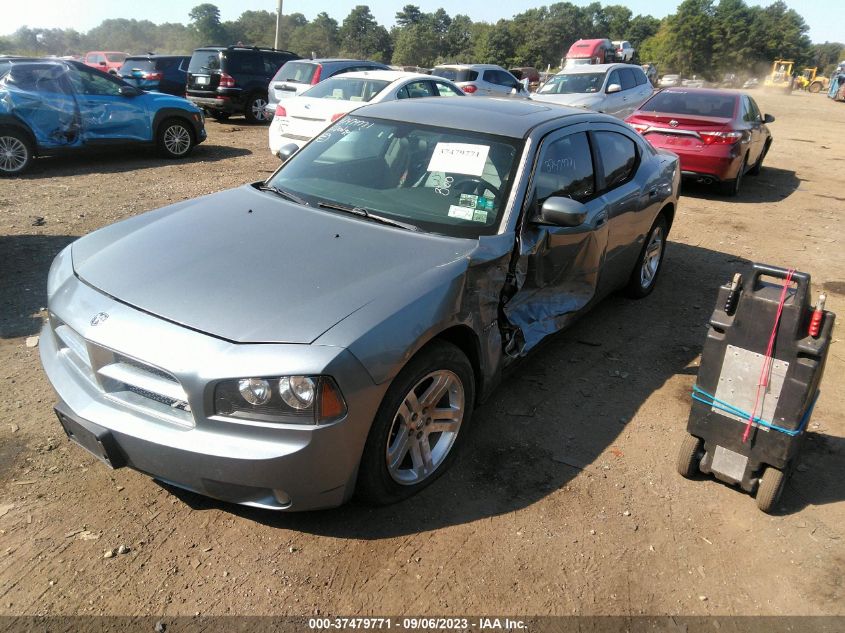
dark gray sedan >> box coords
[40,98,680,510]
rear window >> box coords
[188,50,222,73]
[105,53,127,63]
[272,61,318,84]
[119,59,155,74]
[641,91,736,118]
[303,77,390,101]
[431,68,478,82]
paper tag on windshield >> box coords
[428,143,490,176]
[448,205,474,220]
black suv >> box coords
[186,46,299,123]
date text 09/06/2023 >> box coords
[307,618,527,630]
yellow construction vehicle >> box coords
[764,59,794,93]
[801,67,830,93]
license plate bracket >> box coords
[55,408,126,469]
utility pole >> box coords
[274,0,284,49]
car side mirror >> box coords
[99,61,107,67]
[535,196,588,227]
[763,113,775,123]
[606,83,622,94]
[119,85,140,97]
[277,143,299,162]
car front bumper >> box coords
[40,272,386,511]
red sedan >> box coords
[626,88,773,196]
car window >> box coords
[744,96,762,122]
[485,70,515,87]
[539,72,606,94]
[400,80,437,98]
[188,50,221,73]
[3,64,66,93]
[594,131,638,190]
[120,59,155,74]
[534,132,595,203]
[105,53,126,63]
[633,68,648,86]
[225,52,262,75]
[431,68,478,82]
[433,82,463,97]
[305,77,390,101]
[606,70,621,90]
[69,67,123,96]
[618,69,637,91]
[273,60,317,83]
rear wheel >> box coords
[625,214,668,298]
[756,466,786,513]
[209,111,230,122]
[720,154,746,196]
[156,118,195,158]
[244,93,271,124]
[808,82,821,94]
[0,128,33,176]
[748,141,770,176]
[676,434,704,478]
[356,341,475,505]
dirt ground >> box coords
[0,90,843,619]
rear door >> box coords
[741,95,764,164]
[67,65,150,142]
[187,49,222,95]
[505,127,608,352]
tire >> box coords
[624,214,668,298]
[808,82,821,94]
[156,118,195,159]
[244,93,271,124]
[676,434,703,478]
[356,340,475,505]
[720,154,746,196]
[0,127,34,176]
[756,466,786,513]
[748,141,770,176]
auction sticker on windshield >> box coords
[427,143,490,176]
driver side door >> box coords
[504,127,609,354]
[67,66,150,143]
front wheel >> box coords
[244,93,271,124]
[356,341,475,505]
[625,214,668,298]
[756,466,786,513]
[0,128,33,176]
[156,118,195,158]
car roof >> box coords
[558,63,636,75]
[354,97,587,138]
[291,58,384,65]
[326,70,437,83]
[434,64,505,70]
[124,54,188,60]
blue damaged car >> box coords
[0,58,206,176]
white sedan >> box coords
[529,63,653,119]
[269,71,465,156]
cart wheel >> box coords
[756,466,786,513]
[676,434,703,478]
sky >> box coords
[2,0,842,44]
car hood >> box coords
[71,185,476,344]
[139,91,200,112]
[530,92,602,108]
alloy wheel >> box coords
[0,135,28,173]
[385,370,465,485]
[252,98,270,122]
[163,125,191,156]
[640,224,664,288]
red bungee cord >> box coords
[743,268,796,443]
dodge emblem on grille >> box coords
[90,312,109,326]
[669,119,679,127]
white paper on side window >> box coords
[427,143,490,176]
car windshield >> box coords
[539,72,606,94]
[431,68,477,82]
[302,77,390,102]
[188,50,221,73]
[119,59,155,74]
[641,91,736,117]
[564,58,592,69]
[267,116,522,238]
[273,61,318,83]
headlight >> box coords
[47,244,74,297]
[214,375,347,425]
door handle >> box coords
[595,212,608,227]
[648,188,658,198]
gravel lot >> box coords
[0,90,843,618]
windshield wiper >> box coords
[317,201,420,232]
[258,184,309,206]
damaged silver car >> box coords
[40,98,680,510]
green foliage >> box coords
[0,1,820,79]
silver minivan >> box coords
[431,64,528,96]
[531,63,653,119]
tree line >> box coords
[2,1,843,80]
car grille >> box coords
[51,316,194,428]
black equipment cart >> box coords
[677,263,835,512]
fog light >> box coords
[279,376,315,409]
[273,489,291,506]
[238,378,272,405]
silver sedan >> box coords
[41,98,680,511]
